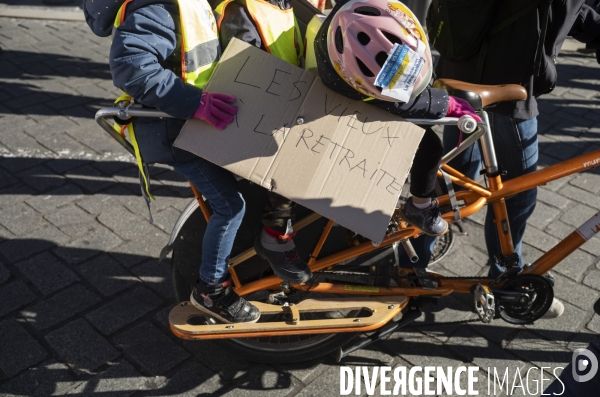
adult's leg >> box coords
[171,157,245,285]
[442,115,538,277]
[484,114,538,277]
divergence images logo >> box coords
[572,348,599,383]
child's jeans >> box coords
[171,156,245,285]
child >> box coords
[217,0,314,284]
[313,0,481,236]
[83,0,260,324]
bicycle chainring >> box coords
[497,274,554,325]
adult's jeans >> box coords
[171,157,245,285]
[399,114,538,278]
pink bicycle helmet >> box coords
[327,0,433,101]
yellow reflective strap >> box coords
[114,94,132,104]
[125,123,155,200]
[184,62,217,90]
[363,97,375,102]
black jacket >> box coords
[435,0,600,120]
[313,0,449,119]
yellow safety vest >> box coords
[112,0,221,200]
[215,0,304,67]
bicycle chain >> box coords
[312,271,491,326]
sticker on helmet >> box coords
[386,2,427,46]
[374,43,425,102]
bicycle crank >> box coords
[492,274,554,324]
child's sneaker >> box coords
[254,228,312,284]
[190,277,260,323]
[399,197,448,236]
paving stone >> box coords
[38,130,92,158]
[543,142,582,161]
[44,318,120,373]
[66,164,117,193]
[385,329,468,369]
[224,366,301,397]
[113,322,189,375]
[85,286,163,335]
[65,360,150,396]
[439,242,487,276]
[16,251,78,295]
[146,361,222,397]
[445,327,526,370]
[409,296,477,343]
[545,220,575,240]
[520,243,545,265]
[570,172,600,194]
[275,358,328,385]
[0,261,10,285]
[0,360,79,397]
[580,236,600,257]
[528,202,561,230]
[537,187,570,209]
[525,301,587,346]
[523,226,560,253]
[46,158,92,175]
[111,231,169,268]
[151,207,182,233]
[0,188,38,214]
[583,270,600,290]
[586,314,600,333]
[0,280,36,317]
[18,164,65,192]
[21,284,101,331]
[0,168,18,189]
[553,249,595,282]
[183,339,256,382]
[25,183,83,213]
[54,225,123,264]
[98,205,162,241]
[559,184,600,209]
[75,185,132,215]
[44,204,96,238]
[506,331,574,370]
[560,203,598,228]
[78,254,138,297]
[130,260,174,300]
[0,318,47,377]
[552,272,600,310]
[0,202,43,236]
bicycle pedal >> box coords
[473,284,495,323]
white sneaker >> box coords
[541,298,564,319]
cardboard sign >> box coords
[174,39,424,242]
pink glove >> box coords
[193,92,238,130]
[446,96,482,122]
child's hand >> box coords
[446,96,482,122]
[193,92,238,130]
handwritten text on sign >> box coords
[175,39,424,242]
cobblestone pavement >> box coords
[0,13,599,397]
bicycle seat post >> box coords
[478,111,500,178]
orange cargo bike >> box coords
[95,79,600,364]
